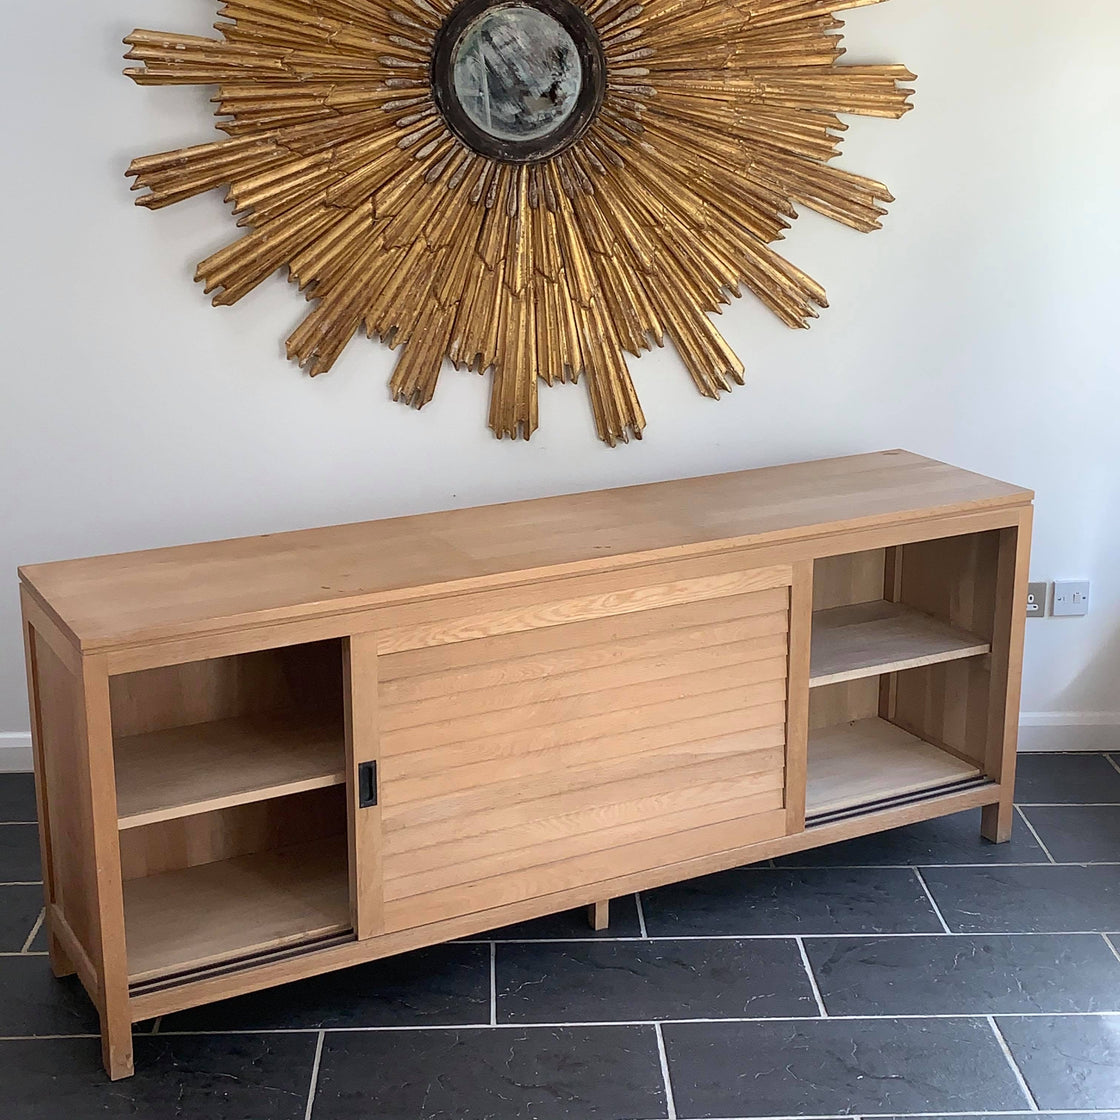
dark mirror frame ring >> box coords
[430,0,608,163]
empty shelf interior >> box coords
[123,836,350,983]
[810,600,990,688]
[806,716,986,820]
[115,711,345,829]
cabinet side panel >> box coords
[32,634,101,961]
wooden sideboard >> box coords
[18,450,1033,1079]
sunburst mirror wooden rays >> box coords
[123,0,915,446]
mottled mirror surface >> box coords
[451,5,583,142]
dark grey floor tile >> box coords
[312,1026,666,1120]
[161,943,490,1031]
[0,823,41,882]
[662,1017,1029,1118]
[1021,805,1120,863]
[472,894,642,940]
[497,938,817,1023]
[0,884,43,952]
[877,1115,1120,1120]
[0,956,100,1036]
[998,1014,1120,1110]
[0,1034,315,1118]
[807,934,1120,1015]
[775,809,1047,867]
[1016,753,1120,804]
[641,866,942,936]
[921,865,1120,932]
[0,774,37,823]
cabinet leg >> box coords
[47,927,76,979]
[587,900,610,931]
[981,800,1014,844]
[101,1006,134,1081]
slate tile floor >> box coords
[0,753,1117,1119]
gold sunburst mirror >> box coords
[124,0,914,444]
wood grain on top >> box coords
[19,451,1032,651]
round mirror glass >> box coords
[450,5,583,144]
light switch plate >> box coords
[1027,582,1048,618]
[1053,580,1090,617]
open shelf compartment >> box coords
[806,716,989,825]
[123,835,350,984]
[110,639,346,829]
[110,640,353,985]
[810,600,990,688]
[115,711,345,829]
[805,539,1003,826]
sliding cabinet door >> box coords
[369,560,795,933]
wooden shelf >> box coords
[806,717,984,819]
[115,711,345,830]
[123,837,350,983]
[809,601,990,688]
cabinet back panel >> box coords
[119,786,346,880]
[813,550,886,611]
[108,640,344,738]
[809,678,881,729]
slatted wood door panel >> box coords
[376,568,793,932]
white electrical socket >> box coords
[1053,580,1090,617]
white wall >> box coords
[3,0,1118,765]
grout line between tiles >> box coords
[987,1016,1039,1112]
[632,1114,1120,1120]
[1015,806,1057,864]
[746,862,1119,870]
[653,1022,677,1120]
[141,1011,1120,1038]
[0,1034,101,1041]
[303,1029,325,1120]
[794,936,827,1018]
[913,868,952,933]
[460,930,1119,945]
[489,942,497,1026]
[635,892,649,939]
[19,908,44,955]
[1103,934,1120,966]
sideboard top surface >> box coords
[20,450,1032,653]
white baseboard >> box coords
[0,733,33,773]
[0,717,1115,773]
[1017,713,1120,753]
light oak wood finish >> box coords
[20,452,1028,656]
[123,837,350,983]
[18,451,1033,1079]
[587,901,610,932]
[118,786,346,882]
[114,712,345,829]
[809,600,991,688]
[806,718,985,819]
